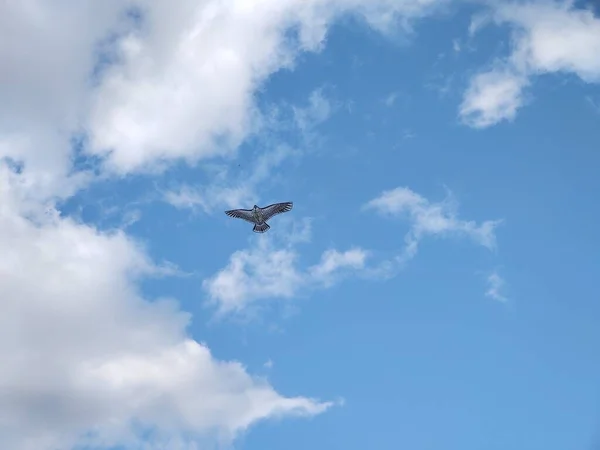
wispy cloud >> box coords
[289,87,339,150]
[468,11,492,37]
[163,87,336,214]
[452,38,461,53]
[203,220,370,316]
[293,88,334,133]
[586,96,600,113]
[308,248,370,287]
[163,144,298,213]
[208,186,503,316]
[383,92,399,107]
[485,270,508,303]
[382,91,411,108]
[164,184,252,213]
[401,129,416,140]
[364,186,501,262]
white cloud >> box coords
[207,186,498,314]
[164,183,254,213]
[309,248,369,287]
[0,0,468,447]
[161,89,334,217]
[206,182,499,314]
[364,186,500,261]
[204,231,370,315]
[0,0,452,186]
[459,69,528,128]
[485,270,508,302]
[293,88,334,133]
[497,0,600,80]
[162,86,333,215]
[461,0,600,127]
[164,144,298,213]
[0,1,126,200]
[203,238,304,315]
[0,170,331,450]
[82,0,450,174]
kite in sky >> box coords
[225,202,293,233]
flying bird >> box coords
[225,202,293,233]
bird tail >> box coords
[253,222,270,233]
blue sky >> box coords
[1,0,600,449]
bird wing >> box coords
[225,208,256,224]
[260,202,293,221]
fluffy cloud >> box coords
[1,0,451,183]
[0,0,347,443]
[203,223,369,314]
[0,1,126,199]
[461,0,600,127]
[459,69,528,128]
[497,0,600,80]
[163,87,336,215]
[84,0,450,174]
[0,171,330,450]
[0,0,480,447]
[364,186,500,261]
[204,238,304,314]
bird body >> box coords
[225,202,293,233]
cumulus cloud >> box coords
[0,1,125,199]
[162,87,336,215]
[203,238,304,315]
[0,170,331,450]
[459,69,528,128]
[364,186,500,261]
[85,0,450,174]
[1,0,451,184]
[0,0,468,447]
[498,0,600,80]
[485,270,508,302]
[461,0,600,127]
[203,229,369,315]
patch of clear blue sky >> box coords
[61,3,600,449]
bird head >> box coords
[253,205,259,210]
